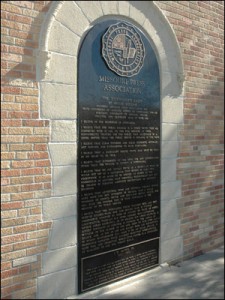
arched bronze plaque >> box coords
[78,19,160,293]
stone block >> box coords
[144,5,180,55]
[49,217,77,250]
[161,220,180,241]
[162,96,183,124]
[43,195,77,220]
[161,236,183,263]
[162,123,178,141]
[51,120,77,142]
[129,1,147,26]
[48,20,79,56]
[159,50,184,76]
[101,1,118,14]
[53,166,77,196]
[162,141,179,158]
[143,18,164,54]
[161,72,183,98]
[48,143,77,166]
[42,246,77,275]
[55,1,89,37]
[42,52,77,84]
[76,1,103,22]
[13,255,37,267]
[161,199,179,223]
[40,83,77,119]
[118,1,130,16]
[161,158,177,183]
[161,181,181,201]
[37,268,76,299]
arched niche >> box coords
[37,1,184,298]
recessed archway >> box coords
[37,1,184,298]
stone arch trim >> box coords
[37,1,184,297]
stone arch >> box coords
[37,1,184,298]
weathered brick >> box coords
[26,229,49,239]
[13,240,37,251]
[2,234,26,245]
[1,178,10,186]
[1,210,17,219]
[1,269,19,279]
[8,127,33,135]
[26,215,42,223]
[1,201,24,210]
[20,168,43,176]
[1,227,13,236]
[12,160,34,168]
[15,152,28,159]
[15,96,38,103]
[9,144,33,151]
[1,244,14,254]
[2,217,26,228]
[37,221,52,230]
[11,192,34,201]
[24,199,41,208]
[28,152,49,159]
[12,286,36,299]
[1,161,11,169]
[1,261,12,271]
[11,176,33,184]
[1,249,26,261]
[13,223,37,234]
[21,183,42,192]
[34,175,51,183]
[26,245,48,256]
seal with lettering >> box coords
[102,22,145,77]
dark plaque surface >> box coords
[78,19,160,293]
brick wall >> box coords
[1,2,52,299]
[1,1,224,299]
[157,0,224,258]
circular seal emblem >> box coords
[102,22,145,77]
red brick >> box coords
[26,244,48,256]
[1,86,21,94]
[1,269,19,279]
[20,168,43,176]
[1,178,10,186]
[1,244,14,254]
[11,192,34,201]
[10,144,33,151]
[1,234,26,245]
[12,286,36,299]
[1,261,12,271]
[1,227,13,236]
[34,175,51,183]
[1,201,24,210]
[8,127,33,135]
[35,160,51,167]
[1,120,22,127]
[11,176,34,184]
[21,183,43,192]
[34,144,48,151]
[8,111,33,119]
[13,224,37,234]
[12,160,34,169]
[37,222,52,230]
[13,239,37,250]
[2,218,26,228]
[22,120,44,127]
